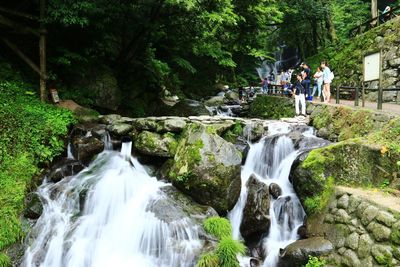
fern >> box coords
[203,217,232,240]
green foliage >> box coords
[304,256,326,267]
[304,176,335,214]
[249,95,295,119]
[380,179,390,190]
[203,217,232,240]
[199,216,246,267]
[216,237,246,267]
[196,252,219,267]
[369,117,400,154]
[0,81,75,254]
[0,252,11,267]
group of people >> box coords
[291,61,333,116]
[261,69,294,94]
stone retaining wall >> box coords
[314,187,400,266]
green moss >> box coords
[390,222,400,245]
[232,122,243,136]
[374,254,393,266]
[304,176,335,214]
[223,121,244,144]
[203,217,232,240]
[197,252,219,267]
[249,95,295,119]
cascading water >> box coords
[23,139,202,267]
[229,122,307,267]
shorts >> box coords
[324,79,332,84]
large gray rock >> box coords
[167,99,210,117]
[71,136,104,165]
[134,131,177,157]
[107,123,134,136]
[240,175,270,240]
[161,118,187,132]
[278,237,334,267]
[166,123,242,214]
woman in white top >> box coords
[312,67,323,98]
[321,61,331,103]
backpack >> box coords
[329,71,334,80]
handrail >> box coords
[334,85,400,109]
[349,5,400,37]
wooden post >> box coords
[336,85,340,104]
[355,86,359,106]
[362,82,365,107]
[39,0,46,102]
[378,50,383,110]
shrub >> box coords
[197,252,219,267]
[0,81,75,258]
[216,237,246,267]
[203,217,232,240]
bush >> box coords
[199,217,246,267]
[0,81,75,261]
[203,217,232,240]
[216,237,246,267]
[197,252,219,267]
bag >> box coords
[329,71,334,80]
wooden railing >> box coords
[333,85,400,110]
[349,5,400,38]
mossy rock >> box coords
[249,95,295,119]
[291,140,396,215]
[166,123,242,215]
[133,131,178,157]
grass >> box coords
[198,217,246,267]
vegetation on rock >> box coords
[0,81,75,263]
[249,96,295,119]
[198,217,246,267]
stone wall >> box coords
[308,186,400,266]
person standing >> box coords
[261,77,269,94]
[300,63,312,101]
[312,67,323,99]
[321,61,332,103]
[293,74,306,116]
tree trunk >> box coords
[39,0,46,102]
[371,0,378,26]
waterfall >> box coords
[229,122,307,267]
[67,142,74,159]
[23,140,202,267]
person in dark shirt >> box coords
[300,62,312,101]
[293,74,306,116]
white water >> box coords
[23,141,202,267]
[229,122,307,267]
[67,142,74,159]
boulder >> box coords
[72,136,104,165]
[24,193,43,219]
[240,175,270,240]
[99,114,122,125]
[166,123,242,214]
[106,123,134,136]
[269,183,282,199]
[224,91,239,101]
[148,185,218,227]
[243,122,266,142]
[204,96,225,107]
[132,118,162,132]
[134,131,177,157]
[46,158,85,183]
[278,237,334,267]
[161,118,187,132]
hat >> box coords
[300,62,306,66]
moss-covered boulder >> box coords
[291,140,397,215]
[133,131,178,157]
[166,123,242,214]
[249,95,295,119]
